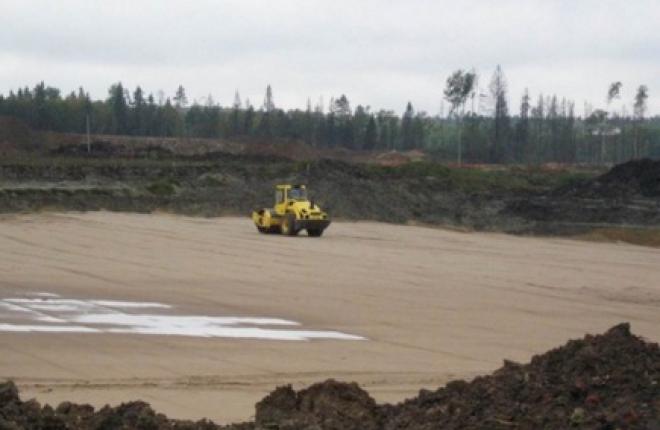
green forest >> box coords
[1,67,658,164]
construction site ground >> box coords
[0,212,659,424]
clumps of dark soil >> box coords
[254,323,660,430]
[382,323,660,429]
[255,380,381,430]
[0,384,229,430]
[1,323,659,429]
[560,159,660,199]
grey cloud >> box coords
[0,0,658,114]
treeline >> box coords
[0,68,658,164]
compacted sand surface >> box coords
[0,212,658,424]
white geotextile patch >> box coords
[0,294,364,341]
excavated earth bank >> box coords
[1,323,658,429]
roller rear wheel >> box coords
[280,214,298,236]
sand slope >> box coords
[0,212,658,423]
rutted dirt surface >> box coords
[0,213,659,424]
[1,324,659,429]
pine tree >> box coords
[332,95,351,117]
[364,115,378,150]
[412,113,426,149]
[230,90,242,136]
[303,98,314,146]
[132,86,145,135]
[173,85,188,109]
[107,82,128,134]
[633,85,649,158]
[563,100,576,162]
[161,98,180,136]
[548,95,559,161]
[401,102,415,150]
[145,94,156,135]
[331,95,353,148]
[489,65,510,163]
[243,102,255,135]
[516,88,530,162]
[531,94,545,163]
[352,104,369,150]
[263,84,275,112]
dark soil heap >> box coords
[382,323,660,429]
[1,323,659,429]
[561,159,660,199]
[0,386,225,430]
[254,380,381,430]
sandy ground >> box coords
[0,212,659,424]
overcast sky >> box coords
[1,0,658,116]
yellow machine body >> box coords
[252,184,330,237]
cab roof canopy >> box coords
[276,184,306,189]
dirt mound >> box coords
[560,159,660,199]
[1,324,659,429]
[254,323,660,429]
[0,381,227,429]
[255,380,381,430]
[382,323,660,429]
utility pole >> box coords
[457,105,463,166]
[457,128,462,165]
[86,113,91,153]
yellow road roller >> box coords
[252,184,330,237]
